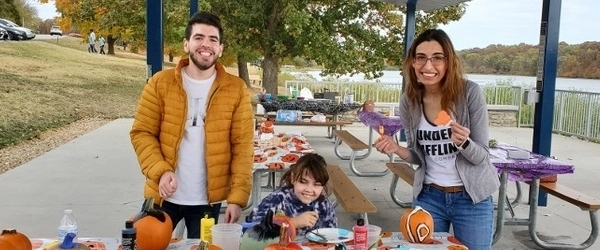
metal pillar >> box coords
[146,0,163,78]
[190,0,198,17]
[398,0,417,142]
[532,0,562,206]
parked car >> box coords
[0,27,8,40]
[50,25,62,36]
[0,18,35,40]
[0,23,25,40]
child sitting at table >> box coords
[250,153,337,236]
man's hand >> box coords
[292,211,319,228]
[159,171,177,198]
[224,204,242,223]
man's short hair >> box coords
[185,11,224,44]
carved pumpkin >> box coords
[268,162,285,169]
[264,221,302,250]
[272,211,296,241]
[260,120,275,134]
[280,153,300,163]
[130,197,173,250]
[254,154,267,163]
[0,229,32,250]
[399,206,434,244]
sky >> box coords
[30,0,600,50]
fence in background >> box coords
[284,80,600,142]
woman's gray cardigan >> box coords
[398,80,500,203]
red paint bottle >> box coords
[353,218,368,250]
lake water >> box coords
[302,70,600,93]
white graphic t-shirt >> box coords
[417,113,463,186]
[166,69,215,205]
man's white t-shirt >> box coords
[166,68,215,205]
[417,114,463,186]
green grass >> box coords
[0,38,148,148]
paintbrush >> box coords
[367,233,384,250]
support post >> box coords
[532,0,562,206]
[190,0,198,17]
[146,0,163,79]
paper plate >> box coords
[305,228,353,243]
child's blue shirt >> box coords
[250,185,338,236]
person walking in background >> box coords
[374,29,499,250]
[129,11,254,239]
[98,35,106,54]
[87,29,96,53]
[250,153,337,236]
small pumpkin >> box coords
[264,221,302,250]
[268,162,285,169]
[280,153,300,163]
[254,154,267,163]
[272,209,297,241]
[260,120,275,134]
[130,197,173,250]
[0,229,32,250]
[399,206,434,244]
[196,239,223,250]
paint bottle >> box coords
[353,218,368,250]
[121,220,136,250]
[200,213,215,243]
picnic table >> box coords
[248,133,314,209]
[30,232,468,249]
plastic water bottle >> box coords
[58,209,78,242]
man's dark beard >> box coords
[190,53,217,70]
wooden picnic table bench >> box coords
[333,129,389,177]
[326,164,377,224]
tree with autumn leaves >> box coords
[38,0,465,95]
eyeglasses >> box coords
[414,55,446,66]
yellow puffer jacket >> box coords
[130,58,254,207]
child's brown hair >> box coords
[279,153,330,196]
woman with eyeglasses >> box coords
[374,29,499,250]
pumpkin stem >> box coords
[1,229,17,235]
[133,197,167,223]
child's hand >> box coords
[292,211,319,228]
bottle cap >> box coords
[125,221,134,228]
[357,218,365,226]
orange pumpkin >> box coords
[0,229,32,250]
[264,221,302,250]
[280,153,300,163]
[399,206,434,244]
[254,154,267,163]
[130,197,173,250]
[268,162,285,169]
[260,120,275,134]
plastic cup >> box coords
[211,223,243,250]
[367,224,382,248]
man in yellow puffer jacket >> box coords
[130,11,253,239]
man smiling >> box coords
[130,11,254,238]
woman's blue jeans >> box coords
[155,200,222,239]
[413,185,494,250]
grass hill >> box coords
[0,38,149,149]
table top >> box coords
[253,133,314,170]
[31,232,468,250]
[490,142,574,181]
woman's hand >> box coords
[449,121,471,146]
[292,211,318,228]
[374,135,402,155]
